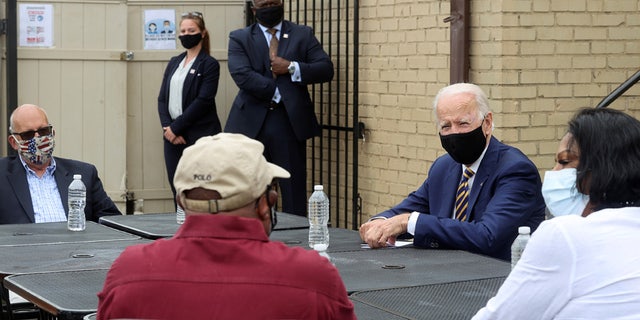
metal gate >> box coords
[245,0,361,229]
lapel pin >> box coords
[190,69,195,74]
[283,34,289,39]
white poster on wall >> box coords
[19,3,53,47]
[144,9,177,50]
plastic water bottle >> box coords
[511,226,531,269]
[176,205,185,224]
[308,185,330,251]
[67,174,86,231]
[318,250,333,264]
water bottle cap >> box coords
[518,226,530,234]
[73,174,82,180]
[314,185,323,191]
[313,243,328,251]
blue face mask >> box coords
[541,168,589,217]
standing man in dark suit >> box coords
[359,83,546,261]
[225,0,334,216]
[0,104,121,224]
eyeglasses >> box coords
[266,184,278,229]
[11,125,53,141]
[181,11,203,19]
[252,183,279,230]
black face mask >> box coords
[255,6,284,28]
[179,33,202,49]
[439,120,487,165]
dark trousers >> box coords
[163,139,188,209]
[257,107,308,217]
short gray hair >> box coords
[432,83,490,123]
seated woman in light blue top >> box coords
[473,107,640,319]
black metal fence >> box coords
[244,0,361,229]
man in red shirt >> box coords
[97,133,355,319]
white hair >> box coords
[432,83,491,123]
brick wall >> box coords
[357,0,640,221]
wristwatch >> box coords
[288,62,296,75]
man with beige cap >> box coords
[97,133,355,319]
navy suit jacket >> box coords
[225,20,333,141]
[0,156,121,224]
[158,50,221,144]
[377,137,546,260]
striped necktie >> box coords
[455,167,475,221]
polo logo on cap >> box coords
[193,174,212,181]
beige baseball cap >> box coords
[173,133,290,213]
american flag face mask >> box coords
[16,134,55,165]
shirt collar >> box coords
[258,21,283,33]
[463,137,490,174]
[19,156,56,176]
[175,214,270,242]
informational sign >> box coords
[19,3,53,47]
[144,9,176,50]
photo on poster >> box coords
[19,4,53,47]
[144,9,176,50]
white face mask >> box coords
[542,168,589,217]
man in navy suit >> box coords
[225,0,334,216]
[359,83,546,261]
[0,104,121,224]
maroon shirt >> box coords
[97,214,355,320]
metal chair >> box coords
[1,287,41,320]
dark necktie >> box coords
[268,28,278,78]
[455,167,475,221]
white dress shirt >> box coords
[473,206,640,319]
[168,56,196,120]
[20,156,66,223]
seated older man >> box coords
[97,133,355,319]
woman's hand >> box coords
[163,127,186,145]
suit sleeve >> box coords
[157,57,178,128]
[375,160,436,219]
[413,155,542,256]
[296,26,334,85]
[86,164,121,221]
[228,29,278,101]
[376,150,544,258]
